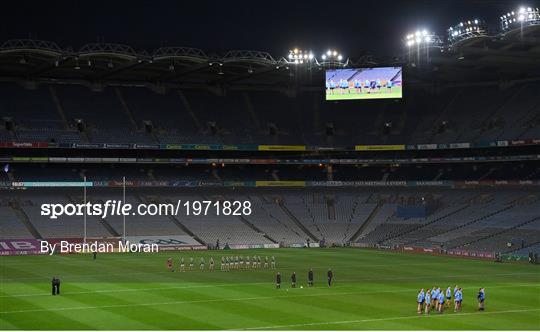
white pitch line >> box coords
[1,283,539,314]
[1,281,538,299]
[236,308,540,330]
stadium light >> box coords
[404,29,441,48]
[287,48,314,65]
[500,6,540,30]
[447,19,487,44]
[320,49,344,64]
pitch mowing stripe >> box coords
[2,283,539,314]
[0,260,456,280]
[1,270,538,297]
[236,308,540,330]
[1,281,538,299]
[1,264,536,282]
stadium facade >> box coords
[0,21,539,261]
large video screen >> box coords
[325,67,402,100]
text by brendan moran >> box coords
[40,240,159,255]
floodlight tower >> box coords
[500,7,540,30]
[404,29,442,49]
[318,49,347,67]
[404,29,442,64]
[287,48,315,65]
[447,19,487,44]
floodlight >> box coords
[321,54,327,60]
[500,6,540,30]
[404,29,442,48]
[288,48,315,64]
[447,18,486,43]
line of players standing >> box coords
[166,255,276,272]
[417,286,486,314]
[326,79,394,95]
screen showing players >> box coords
[325,67,403,100]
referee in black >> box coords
[51,277,61,295]
[291,272,296,288]
[276,272,281,289]
[327,268,333,287]
[308,268,314,287]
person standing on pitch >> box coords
[291,272,296,288]
[51,277,60,295]
[445,286,452,308]
[276,272,281,289]
[424,289,431,315]
[417,288,425,314]
[454,287,463,312]
[327,268,333,287]
[477,288,485,311]
[308,268,314,287]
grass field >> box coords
[1,248,539,330]
[326,87,402,100]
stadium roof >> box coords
[0,25,539,89]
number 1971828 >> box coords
[183,200,252,216]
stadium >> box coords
[0,1,539,330]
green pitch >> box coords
[326,87,402,100]
[1,248,539,330]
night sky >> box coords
[0,0,531,57]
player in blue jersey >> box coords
[454,287,462,312]
[445,286,452,308]
[386,79,393,92]
[431,286,439,309]
[424,289,431,315]
[326,79,336,95]
[364,79,371,94]
[477,287,485,311]
[354,79,361,94]
[437,291,445,313]
[340,79,349,94]
[376,78,382,91]
[417,288,425,314]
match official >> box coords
[51,277,60,295]
[327,268,333,287]
[308,268,314,287]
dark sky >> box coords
[0,0,530,57]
